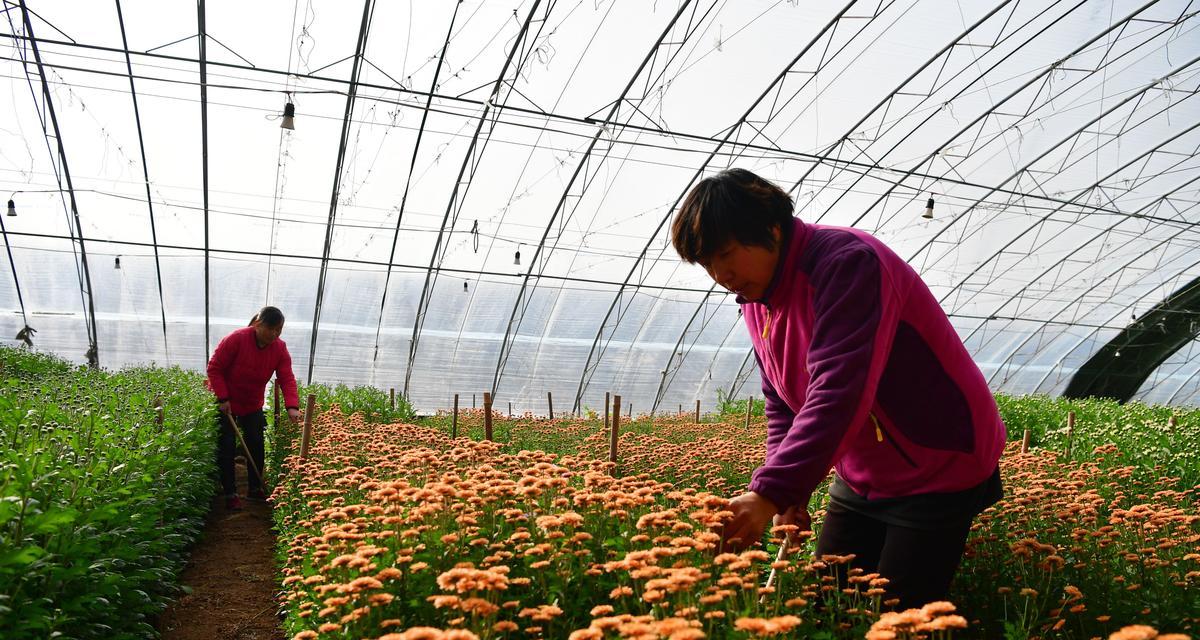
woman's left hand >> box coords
[719,491,778,551]
[287,408,301,424]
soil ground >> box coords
[158,460,284,640]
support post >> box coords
[509,401,513,419]
[273,381,280,428]
[604,391,610,430]
[452,393,459,439]
[483,392,493,441]
[154,396,163,431]
[695,399,701,423]
[1020,429,1031,454]
[745,395,753,428]
[548,391,554,419]
[301,393,316,460]
[610,394,621,465]
[390,387,395,411]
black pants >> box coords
[815,501,972,609]
[217,410,266,496]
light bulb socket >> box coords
[281,102,296,130]
[922,197,935,219]
[6,199,15,217]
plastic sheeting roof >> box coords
[3,0,1200,412]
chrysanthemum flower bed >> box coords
[274,408,939,639]
[276,406,1198,639]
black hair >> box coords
[671,168,794,264]
[250,306,285,327]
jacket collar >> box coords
[735,217,806,306]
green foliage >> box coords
[715,387,765,418]
[0,347,215,640]
[300,382,416,424]
[994,394,1200,484]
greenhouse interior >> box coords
[1,1,1198,639]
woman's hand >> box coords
[719,491,778,551]
[217,400,231,415]
[287,408,301,425]
[772,505,812,549]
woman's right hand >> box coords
[218,400,231,415]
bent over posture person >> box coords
[671,168,1006,609]
[207,305,301,511]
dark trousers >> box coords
[815,501,972,609]
[217,410,266,496]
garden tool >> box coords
[222,408,270,495]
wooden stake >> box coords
[452,393,459,439]
[473,393,477,409]
[610,394,621,464]
[273,381,280,428]
[604,392,610,430]
[1168,414,1177,427]
[628,402,632,418]
[301,393,316,460]
[745,395,753,428]
[695,399,701,423]
[390,387,395,411]
[548,391,554,420]
[483,392,493,441]
[154,395,164,431]
[508,401,513,419]
[1020,429,1030,454]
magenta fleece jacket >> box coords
[207,326,300,416]
[742,218,1006,512]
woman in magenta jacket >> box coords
[206,306,300,510]
[672,169,1006,609]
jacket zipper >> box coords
[870,412,918,468]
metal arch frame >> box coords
[650,283,726,415]
[1056,271,1200,400]
[488,0,714,401]
[782,0,1028,198]
[571,0,883,414]
[942,122,1200,384]
[1026,224,1200,394]
[866,5,1200,247]
[1026,214,1200,394]
[114,0,169,363]
[197,0,210,365]
[978,168,1200,390]
[1138,339,1200,404]
[793,0,1092,220]
[0,212,28,329]
[18,0,99,367]
[927,61,1200,311]
[806,0,1170,238]
[403,0,549,397]
[1165,339,1200,404]
[932,71,1200,320]
[915,61,1200,296]
[306,0,376,384]
[369,0,462,388]
[725,346,758,401]
[7,29,1180,223]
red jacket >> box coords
[206,326,300,415]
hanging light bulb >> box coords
[114,255,121,270]
[6,199,15,217]
[463,281,468,292]
[514,244,522,266]
[280,100,296,130]
[922,195,935,219]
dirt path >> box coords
[159,462,284,640]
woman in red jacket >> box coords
[206,306,300,510]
